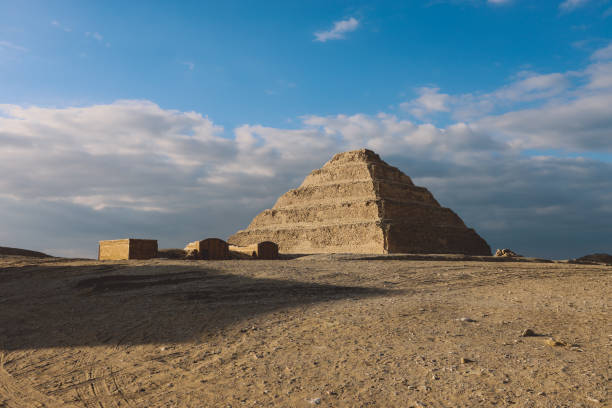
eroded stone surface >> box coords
[229,149,491,255]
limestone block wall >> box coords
[231,221,386,254]
[248,200,381,227]
[384,223,491,255]
[229,241,279,259]
[98,239,158,260]
[375,182,439,204]
[301,163,373,186]
[99,239,129,260]
[274,180,377,208]
[379,201,466,227]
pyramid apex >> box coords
[326,148,383,166]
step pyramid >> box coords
[228,149,491,255]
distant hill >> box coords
[571,253,612,265]
[0,246,52,258]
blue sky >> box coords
[2,0,611,126]
[1,0,612,258]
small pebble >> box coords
[586,396,601,403]
[545,338,566,347]
[309,397,321,405]
[459,317,476,322]
[461,358,473,364]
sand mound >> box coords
[571,253,612,265]
[0,246,51,258]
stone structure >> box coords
[229,149,491,255]
[184,238,230,260]
[494,248,522,257]
[98,239,158,260]
[229,241,279,260]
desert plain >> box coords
[0,254,609,407]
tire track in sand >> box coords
[0,352,76,408]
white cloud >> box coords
[401,44,611,152]
[314,17,359,42]
[591,41,612,60]
[51,20,72,32]
[181,61,195,70]
[0,100,232,210]
[487,0,512,4]
[492,72,569,102]
[0,40,27,52]
[88,32,103,41]
[402,72,570,121]
[475,92,612,151]
[401,87,450,119]
[422,41,612,126]
[85,31,108,46]
[559,0,591,11]
[585,60,612,89]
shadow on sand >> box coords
[0,263,393,350]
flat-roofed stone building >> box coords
[229,149,491,255]
[98,239,158,260]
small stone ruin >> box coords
[494,248,522,257]
[184,238,230,260]
[98,239,158,260]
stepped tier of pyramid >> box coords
[229,149,491,255]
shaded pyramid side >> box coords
[229,149,491,255]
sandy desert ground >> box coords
[0,254,609,407]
